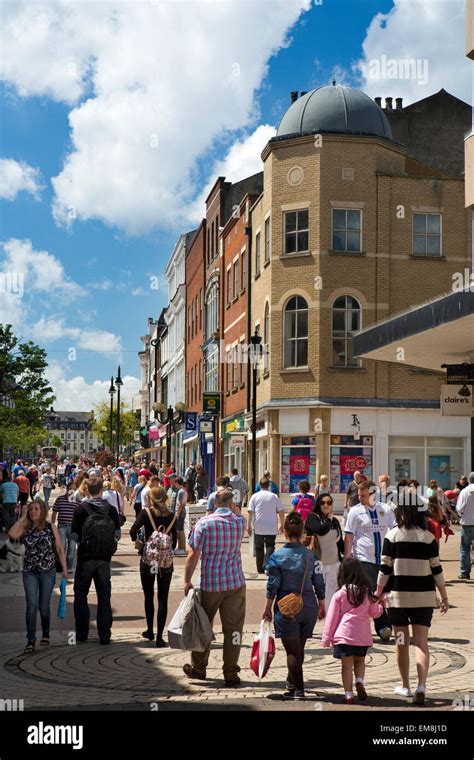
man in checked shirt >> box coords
[183,489,246,687]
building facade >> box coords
[43,411,98,458]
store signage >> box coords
[445,364,474,385]
[133,431,140,442]
[225,417,244,434]
[440,384,473,416]
[185,412,198,432]
[199,419,213,433]
[203,392,221,415]
[148,425,159,440]
[229,434,246,446]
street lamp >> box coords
[250,326,262,493]
[108,377,115,452]
[115,366,123,464]
[153,401,185,468]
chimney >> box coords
[374,97,382,107]
[385,97,393,110]
[395,97,403,110]
[290,91,298,103]
[300,91,308,97]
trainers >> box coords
[458,574,470,580]
[355,682,367,700]
[183,663,206,680]
[174,549,187,556]
[344,696,354,705]
[412,686,426,706]
[394,686,413,698]
[379,627,392,642]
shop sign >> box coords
[185,412,198,432]
[229,434,246,446]
[440,384,473,416]
[203,392,221,415]
[199,418,213,433]
[445,364,474,385]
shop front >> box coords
[222,414,247,478]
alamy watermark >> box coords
[367,55,429,86]
[0,272,24,298]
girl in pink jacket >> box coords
[322,558,383,704]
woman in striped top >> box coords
[51,484,80,574]
[376,500,449,705]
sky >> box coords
[0,0,471,411]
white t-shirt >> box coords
[344,501,396,565]
[248,490,285,535]
[141,485,151,510]
[103,489,124,513]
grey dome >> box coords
[277,84,393,141]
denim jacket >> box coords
[266,542,325,607]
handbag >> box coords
[277,552,312,619]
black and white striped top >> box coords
[376,526,444,609]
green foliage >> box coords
[0,324,55,454]
[92,400,140,447]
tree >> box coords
[0,325,55,458]
[51,435,62,449]
[92,400,140,451]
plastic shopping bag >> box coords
[250,621,275,679]
[248,530,255,557]
[167,588,215,652]
[57,577,67,619]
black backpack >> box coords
[82,503,117,557]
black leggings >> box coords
[281,636,307,692]
[140,567,173,638]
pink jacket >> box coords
[321,586,383,647]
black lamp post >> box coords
[250,326,262,493]
[108,376,115,453]
[115,366,123,464]
[153,402,186,469]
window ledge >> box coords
[410,254,445,260]
[263,370,270,379]
[225,390,230,396]
[239,382,245,389]
[280,366,311,374]
[281,251,312,260]
[255,271,261,280]
[225,303,231,310]
[240,288,246,295]
[232,296,239,304]
[328,250,365,256]
[328,365,365,371]
[263,259,270,269]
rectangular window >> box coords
[211,221,215,260]
[191,300,194,339]
[412,213,441,256]
[195,363,198,400]
[233,260,239,299]
[226,267,231,305]
[265,218,270,262]
[199,289,202,329]
[241,251,246,291]
[188,307,191,342]
[240,342,245,385]
[330,435,374,493]
[255,232,261,275]
[207,228,210,267]
[233,348,239,389]
[190,367,194,405]
[215,215,219,259]
[226,352,231,391]
[280,436,317,493]
[199,359,202,399]
[332,208,361,252]
[284,209,309,254]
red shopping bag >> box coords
[250,621,275,679]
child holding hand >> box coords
[321,558,383,704]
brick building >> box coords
[249,83,471,505]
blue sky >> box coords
[0,0,470,410]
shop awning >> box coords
[183,432,199,444]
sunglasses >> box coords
[321,499,332,505]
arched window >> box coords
[205,280,219,340]
[332,295,361,366]
[284,296,308,368]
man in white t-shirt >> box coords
[344,479,396,641]
[247,478,286,574]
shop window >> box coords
[332,208,361,252]
[330,435,374,493]
[283,296,308,368]
[412,213,441,256]
[281,436,317,494]
[332,295,361,367]
[284,209,309,254]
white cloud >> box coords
[87,279,113,290]
[1,238,84,300]
[0,0,310,234]
[0,158,44,201]
[187,124,275,223]
[29,317,123,360]
[131,286,149,297]
[357,0,471,105]
[46,361,140,412]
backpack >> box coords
[82,503,117,557]
[294,495,314,522]
[142,508,176,570]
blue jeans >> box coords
[58,523,76,573]
[43,487,52,507]
[22,568,57,643]
[460,525,474,575]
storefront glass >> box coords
[330,435,374,493]
[281,436,317,493]
[389,436,465,488]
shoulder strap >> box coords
[145,507,157,532]
[165,512,177,534]
[300,551,312,595]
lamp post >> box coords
[250,326,262,493]
[108,376,115,453]
[115,366,123,465]
[153,402,186,469]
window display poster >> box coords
[330,446,373,492]
[428,455,451,490]
[290,454,309,475]
[281,444,316,492]
[339,474,354,493]
[395,458,411,480]
[290,474,308,492]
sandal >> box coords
[40,637,50,646]
[23,643,35,655]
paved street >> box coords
[0,490,473,711]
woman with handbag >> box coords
[129,487,177,647]
[262,512,325,700]
[305,494,344,609]
[9,498,67,654]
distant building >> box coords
[43,411,98,458]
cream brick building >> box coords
[248,84,472,505]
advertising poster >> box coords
[290,474,307,492]
[290,454,309,475]
[428,455,452,489]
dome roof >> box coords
[276,84,393,141]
